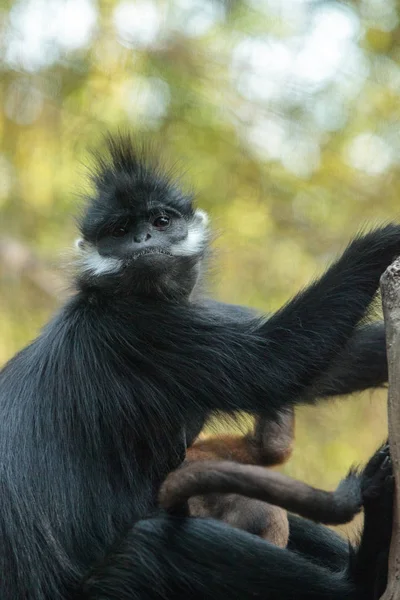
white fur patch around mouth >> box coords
[75,241,123,276]
[170,209,209,257]
[75,241,173,277]
[80,252,123,276]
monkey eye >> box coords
[153,215,170,230]
[110,226,129,238]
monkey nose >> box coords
[133,232,152,243]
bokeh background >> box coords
[0,0,398,535]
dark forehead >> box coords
[80,135,194,236]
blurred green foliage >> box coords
[0,0,397,516]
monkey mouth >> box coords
[131,249,173,260]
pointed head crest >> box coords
[79,134,195,242]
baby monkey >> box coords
[160,410,365,547]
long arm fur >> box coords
[206,300,388,398]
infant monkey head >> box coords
[75,135,210,299]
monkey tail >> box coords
[158,460,363,525]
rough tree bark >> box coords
[380,258,400,600]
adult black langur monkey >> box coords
[0,134,396,599]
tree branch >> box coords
[380,258,400,600]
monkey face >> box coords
[75,136,209,299]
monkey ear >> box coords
[193,209,209,227]
[74,238,86,252]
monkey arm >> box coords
[159,459,363,526]
[186,321,386,465]
[184,320,385,468]
[180,227,400,416]
[204,300,388,398]
[186,306,386,457]
[311,322,387,398]
[249,410,295,465]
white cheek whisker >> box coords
[170,210,209,257]
[75,243,123,276]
